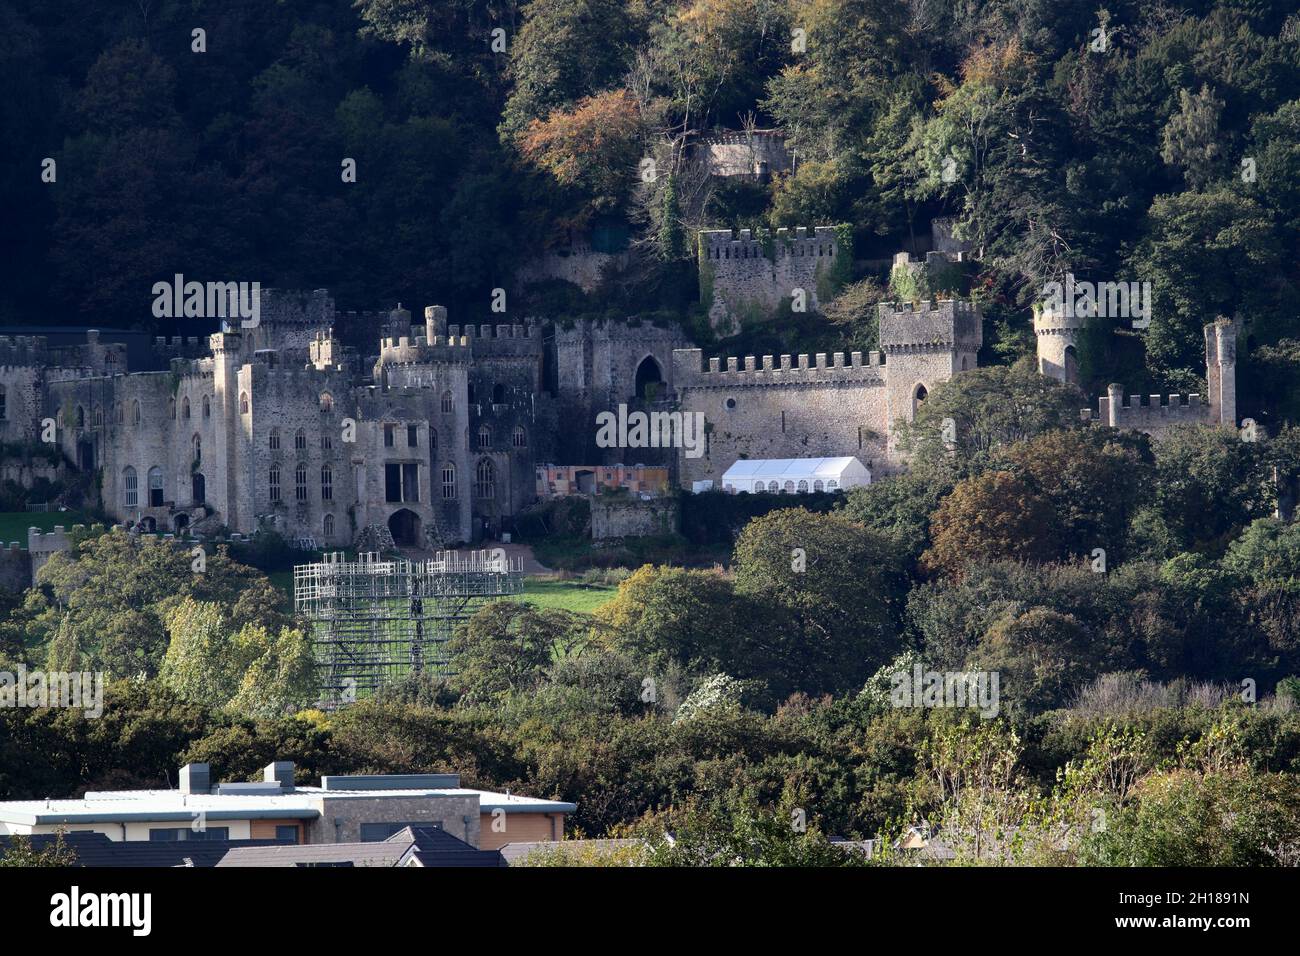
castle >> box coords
[0,226,1241,551]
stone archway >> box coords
[634,355,664,401]
[388,508,422,548]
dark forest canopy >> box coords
[2,0,1298,399]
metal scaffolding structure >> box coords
[294,550,524,707]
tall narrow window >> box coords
[132,400,142,426]
[269,466,281,503]
[0,386,6,420]
[76,406,85,428]
[429,429,437,451]
[192,434,201,466]
[384,424,395,447]
[269,428,280,451]
[295,428,306,451]
[441,464,456,499]
[477,425,492,449]
[319,393,333,413]
[407,424,418,447]
[182,396,190,419]
[295,463,308,501]
[148,467,164,507]
[202,396,210,419]
[323,514,335,537]
[321,434,333,451]
[240,392,249,414]
[474,458,495,499]
[321,465,333,501]
[123,467,138,507]
[512,426,527,448]
[441,391,453,414]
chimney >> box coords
[178,763,210,795]
[264,761,295,790]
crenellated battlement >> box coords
[1083,386,1209,430]
[878,298,982,353]
[699,225,838,261]
[672,347,885,388]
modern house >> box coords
[0,761,575,852]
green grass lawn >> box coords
[507,577,618,614]
[0,510,90,544]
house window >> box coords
[123,467,138,507]
[385,464,420,503]
[814,479,824,492]
[148,467,164,507]
[322,515,334,539]
[797,480,809,492]
[442,464,456,500]
[474,458,495,499]
[269,466,281,502]
[512,426,527,448]
[321,465,333,500]
[384,424,395,447]
[441,391,453,414]
[477,425,491,449]
[295,463,308,501]
[407,424,418,447]
[768,481,779,493]
[295,428,306,451]
[240,392,249,414]
[783,480,795,494]
[269,428,280,451]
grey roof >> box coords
[499,839,643,865]
[0,832,291,868]
[216,827,504,868]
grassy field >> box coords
[0,510,90,544]
[505,578,618,614]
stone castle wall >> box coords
[699,226,839,334]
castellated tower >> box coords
[1205,316,1237,428]
[1033,302,1086,384]
[878,298,983,441]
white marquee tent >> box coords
[719,457,871,495]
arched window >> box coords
[269,466,281,503]
[827,479,839,490]
[269,428,280,451]
[768,481,779,493]
[94,406,103,428]
[783,480,795,494]
[429,429,437,451]
[477,425,492,449]
[239,392,249,414]
[441,463,456,499]
[321,434,332,451]
[813,479,824,492]
[474,458,495,499]
[76,405,85,428]
[913,383,928,417]
[168,397,175,420]
[321,465,333,501]
[797,479,809,492]
[202,396,211,419]
[148,466,164,507]
[512,426,527,448]
[192,434,201,466]
[182,396,190,419]
[115,403,123,424]
[122,467,138,507]
[441,391,453,414]
[295,428,306,451]
[319,393,333,413]
[295,463,308,501]
[323,514,335,537]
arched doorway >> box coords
[173,514,189,533]
[192,473,206,506]
[1064,345,1078,385]
[388,508,422,548]
[912,383,928,418]
[634,356,664,401]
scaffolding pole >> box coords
[293,550,524,707]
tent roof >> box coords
[720,457,865,480]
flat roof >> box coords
[0,785,576,826]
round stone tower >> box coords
[1033,303,1087,385]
